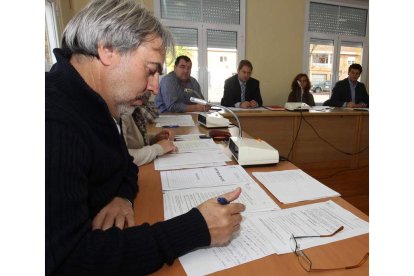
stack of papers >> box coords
[173,138,220,153]
[161,165,255,190]
[154,151,230,170]
[161,165,281,219]
[252,169,340,204]
[155,114,195,127]
[174,134,205,141]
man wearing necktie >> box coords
[221,60,263,108]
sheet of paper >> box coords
[161,165,255,190]
[163,183,281,219]
[174,139,220,153]
[253,169,340,204]
[174,134,204,141]
[179,216,278,276]
[310,106,334,112]
[154,151,230,171]
[228,107,262,111]
[155,114,195,127]
[179,200,368,275]
[248,200,369,254]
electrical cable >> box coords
[299,111,369,156]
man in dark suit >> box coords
[329,63,369,107]
[221,60,263,108]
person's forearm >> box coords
[128,145,162,166]
[54,209,210,275]
[166,102,187,112]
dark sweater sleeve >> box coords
[117,153,139,202]
[46,121,210,275]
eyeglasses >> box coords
[290,226,369,272]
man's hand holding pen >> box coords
[197,187,245,246]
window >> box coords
[154,0,245,103]
[304,1,368,104]
[45,0,61,71]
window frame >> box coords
[153,0,246,103]
[303,0,369,88]
[45,0,61,71]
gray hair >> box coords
[62,0,174,57]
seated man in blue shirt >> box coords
[328,63,369,108]
[156,55,210,112]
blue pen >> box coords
[162,125,179,128]
[217,197,230,205]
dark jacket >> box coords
[329,78,369,107]
[287,88,315,106]
[46,49,210,275]
[220,74,263,107]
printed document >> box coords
[161,165,256,190]
[163,183,281,219]
[253,169,340,204]
[248,200,369,254]
[179,216,278,276]
[155,114,195,127]
[179,200,368,275]
[174,139,221,153]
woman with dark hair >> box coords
[287,73,315,106]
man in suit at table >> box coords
[220,60,263,108]
[328,63,369,108]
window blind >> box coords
[160,0,240,25]
[168,27,198,47]
[207,29,237,49]
[309,2,367,37]
[203,0,240,24]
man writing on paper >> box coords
[155,55,211,112]
[46,0,245,275]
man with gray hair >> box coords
[46,0,245,275]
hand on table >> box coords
[92,197,135,230]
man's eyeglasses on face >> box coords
[289,226,369,272]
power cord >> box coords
[287,111,304,161]
[318,165,369,180]
[299,111,369,156]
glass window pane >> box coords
[165,27,199,81]
[207,29,237,103]
[338,41,363,80]
[309,39,334,104]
